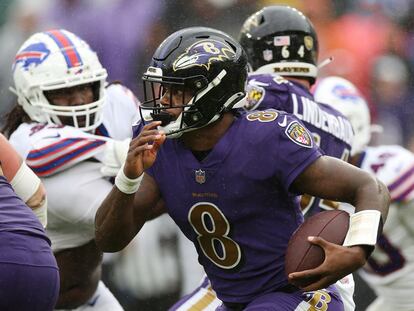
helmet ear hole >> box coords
[91,81,101,101]
[183,111,203,125]
[258,15,265,25]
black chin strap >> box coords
[150,111,173,126]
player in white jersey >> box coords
[3,29,134,310]
[314,76,414,311]
[5,28,204,311]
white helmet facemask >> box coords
[11,29,108,132]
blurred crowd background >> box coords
[0,0,412,310]
[2,0,414,148]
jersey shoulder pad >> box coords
[247,73,291,111]
[365,145,414,202]
[102,84,141,140]
[106,83,139,105]
[20,124,106,177]
[8,123,35,159]
[244,109,314,148]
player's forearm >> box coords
[0,133,22,181]
[342,176,390,258]
[95,187,145,252]
[352,176,390,221]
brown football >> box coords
[285,210,350,277]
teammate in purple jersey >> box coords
[234,7,358,311]
[245,76,353,163]
[0,134,59,310]
[95,27,390,310]
[240,6,354,217]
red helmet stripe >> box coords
[46,29,83,68]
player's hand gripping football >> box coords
[288,236,367,291]
[123,121,166,179]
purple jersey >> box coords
[169,275,344,311]
[0,177,58,310]
[247,73,352,159]
[0,176,49,243]
[247,73,353,216]
[135,110,322,304]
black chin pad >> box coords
[151,111,173,126]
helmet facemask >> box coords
[41,81,105,130]
[141,68,245,138]
[140,27,248,138]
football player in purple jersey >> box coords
[170,7,358,311]
[237,7,359,310]
[0,133,59,310]
[95,27,390,310]
[239,6,354,217]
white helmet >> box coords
[11,29,108,131]
[313,76,371,156]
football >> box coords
[285,210,350,277]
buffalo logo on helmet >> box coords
[332,84,360,102]
[13,42,51,71]
[285,121,313,148]
[173,39,235,71]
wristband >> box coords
[114,165,142,194]
[343,210,381,247]
[10,162,40,202]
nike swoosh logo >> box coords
[249,79,269,87]
[87,294,100,306]
[278,116,287,127]
[44,133,61,139]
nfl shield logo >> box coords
[195,169,206,184]
[263,49,273,62]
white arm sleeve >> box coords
[10,161,40,202]
[10,162,47,227]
